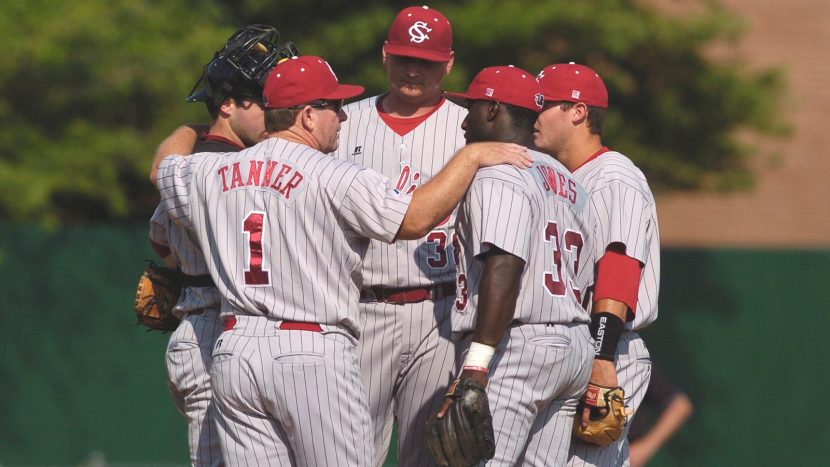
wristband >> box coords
[589,312,624,361]
[462,341,496,374]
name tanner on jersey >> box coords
[217,160,305,199]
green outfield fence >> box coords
[1,223,827,466]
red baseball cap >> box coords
[536,62,608,109]
[383,5,453,62]
[262,56,364,109]
[447,65,545,113]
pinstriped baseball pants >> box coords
[357,296,457,467]
[210,315,374,466]
[166,308,224,467]
[456,322,594,466]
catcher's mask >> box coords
[187,24,300,106]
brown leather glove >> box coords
[574,383,629,446]
[133,263,182,332]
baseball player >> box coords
[437,65,597,466]
[154,55,532,466]
[333,6,467,465]
[534,62,660,467]
[147,25,291,466]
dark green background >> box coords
[1,224,825,466]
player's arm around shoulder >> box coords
[398,142,532,239]
[149,124,208,182]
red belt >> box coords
[360,282,456,305]
[223,316,322,332]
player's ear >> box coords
[486,101,500,122]
[297,105,316,131]
[572,102,589,125]
[219,97,236,117]
[444,53,455,75]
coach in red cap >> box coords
[262,55,364,153]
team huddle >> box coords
[147,5,659,467]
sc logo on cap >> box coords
[409,21,432,43]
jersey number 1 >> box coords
[243,212,270,286]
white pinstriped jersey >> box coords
[149,206,221,317]
[155,137,412,337]
[334,96,467,287]
[453,150,596,332]
[575,150,660,330]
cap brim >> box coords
[540,92,575,103]
[324,84,365,100]
[540,92,607,109]
[383,43,452,62]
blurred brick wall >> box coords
[652,0,830,247]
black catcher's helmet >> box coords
[187,24,300,106]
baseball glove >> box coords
[133,262,182,332]
[573,383,628,446]
[426,378,496,467]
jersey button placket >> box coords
[396,136,410,289]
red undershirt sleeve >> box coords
[594,250,643,319]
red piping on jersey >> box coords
[376,95,445,136]
[574,146,610,172]
[593,250,643,318]
[203,133,245,150]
